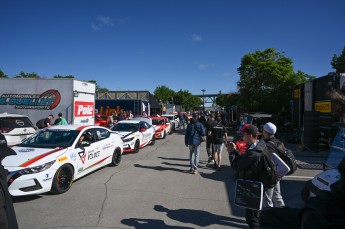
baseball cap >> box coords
[263,122,277,135]
[0,133,16,161]
[241,124,259,136]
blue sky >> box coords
[1,0,344,95]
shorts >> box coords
[213,143,224,153]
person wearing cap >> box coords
[0,133,19,229]
[185,113,206,174]
[228,124,272,229]
[262,122,285,208]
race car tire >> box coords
[150,135,156,145]
[162,131,166,139]
[134,140,140,153]
[111,147,122,166]
[51,164,74,194]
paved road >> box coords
[13,129,324,229]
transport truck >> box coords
[0,78,96,126]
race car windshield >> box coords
[152,120,164,125]
[113,123,139,132]
[20,130,79,148]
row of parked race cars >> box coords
[0,113,181,197]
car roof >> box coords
[117,120,141,124]
[150,116,167,120]
[0,112,29,118]
[131,116,152,125]
[47,124,101,131]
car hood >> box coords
[2,147,67,168]
[113,131,136,139]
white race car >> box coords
[111,117,155,153]
[3,125,123,196]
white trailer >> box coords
[0,78,96,125]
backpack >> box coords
[259,147,279,188]
[36,118,46,129]
[268,141,297,175]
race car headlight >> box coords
[18,160,55,175]
[123,137,134,142]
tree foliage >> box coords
[14,71,40,78]
[0,69,8,78]
[331,46,345,73]
[153,85,175,103]
[175,89,202,111]
[237,48,308,114]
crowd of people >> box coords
[183,110,345,229]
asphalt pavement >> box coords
[12,128,324,229]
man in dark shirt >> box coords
[205,114,217,163]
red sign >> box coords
[74,101,94,117]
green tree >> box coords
[87,80,109,93]
[237,48,307,114]
[153,85,175,103]
[331,46,345,73]
[175,89,202,111]
[15,71,40,78]
[0,69,8,78]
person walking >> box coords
[210,119,228,171]
[54,113,68,125]
[228,124,274,229]
[262,122,285,207]
[0,133,19,229]
[185,113,206,174]
[205,114,217,163]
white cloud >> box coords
[191,34,202,42]
[91,16,125,31]
[198,63,215,69]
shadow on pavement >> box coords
[121,218,194,229]
[133,163,188,173]
[158,157,189,161]
[153,204,248,228]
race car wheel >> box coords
[150,135,156,145]
[134,140,140,153]
[51,164,74,194]
[162,131,166,139]
[111,147,122,166]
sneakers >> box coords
[208,157,214,163]
[189,168,198,174]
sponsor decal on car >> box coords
[88,151,100,160]
[70,152,77,161]
[18,148,35,152]
[57,156,68,162]
[78,151,87,164]
[43,174,52,182]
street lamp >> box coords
[201,89,206,113]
